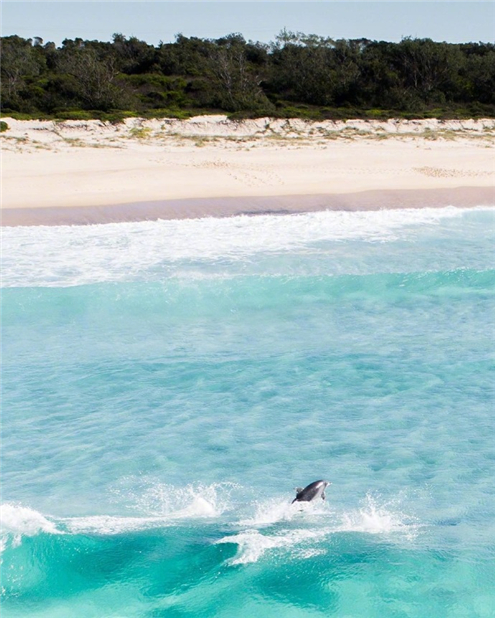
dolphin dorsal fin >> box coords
[295,487,303,494]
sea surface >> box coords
[2,207,494,617]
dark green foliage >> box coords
[0,120,9,132]
[53,110,94,120]
[1,32,494,119]
[120,74,189,109]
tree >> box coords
[57,44,128,110]
[0,36,46,110]
[396,38,461,104]
[111,33,156,74]
[1,31,494,117]
[207,34,272,111]
[269,31,338,106]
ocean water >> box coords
[1,207,494,618]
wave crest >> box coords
[219,494,421,564]
[4,206,489,287]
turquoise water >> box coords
[2,207,494,617]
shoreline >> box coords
[2,116,494,226]
[2,186,493,227]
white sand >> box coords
[1,116,494,224]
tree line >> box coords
[1,31,494,120]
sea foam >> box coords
[2,206,483,288]
[218,494,421,565]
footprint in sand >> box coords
[414,166,494,178]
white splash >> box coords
[65,483,232,534]
[0,492,422,557]
[0,484,231,543]
[122,481,239,520]
[0,503,62,551]
[0,503,60,536]
[237,495,329,527]
[2,207,477,287]
[217,527,328,565]
[220,493,422,565]
[337,494,421,538]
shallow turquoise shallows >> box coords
[2,207,494,618]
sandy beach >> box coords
[2,116,494,225]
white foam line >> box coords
[62,515,169,535]
[0,494,423,558]
[3,206,488,288]
[217,527,329,565]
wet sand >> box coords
[2,187,493,227]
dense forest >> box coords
[1,31,495,121]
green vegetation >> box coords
[0,121,9,132]
[128,126,152,139]
[1,31,494,119]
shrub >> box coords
[0,121,9,132]
[129,126,152,138]
[229,108,277,120]
[54,110,94,121]
[365,109,391,119]
[101,111,136,124]
[142,108,194,120]
[272,105,323,120]
[6,111,50,120]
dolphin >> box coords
[292,480,330,504]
